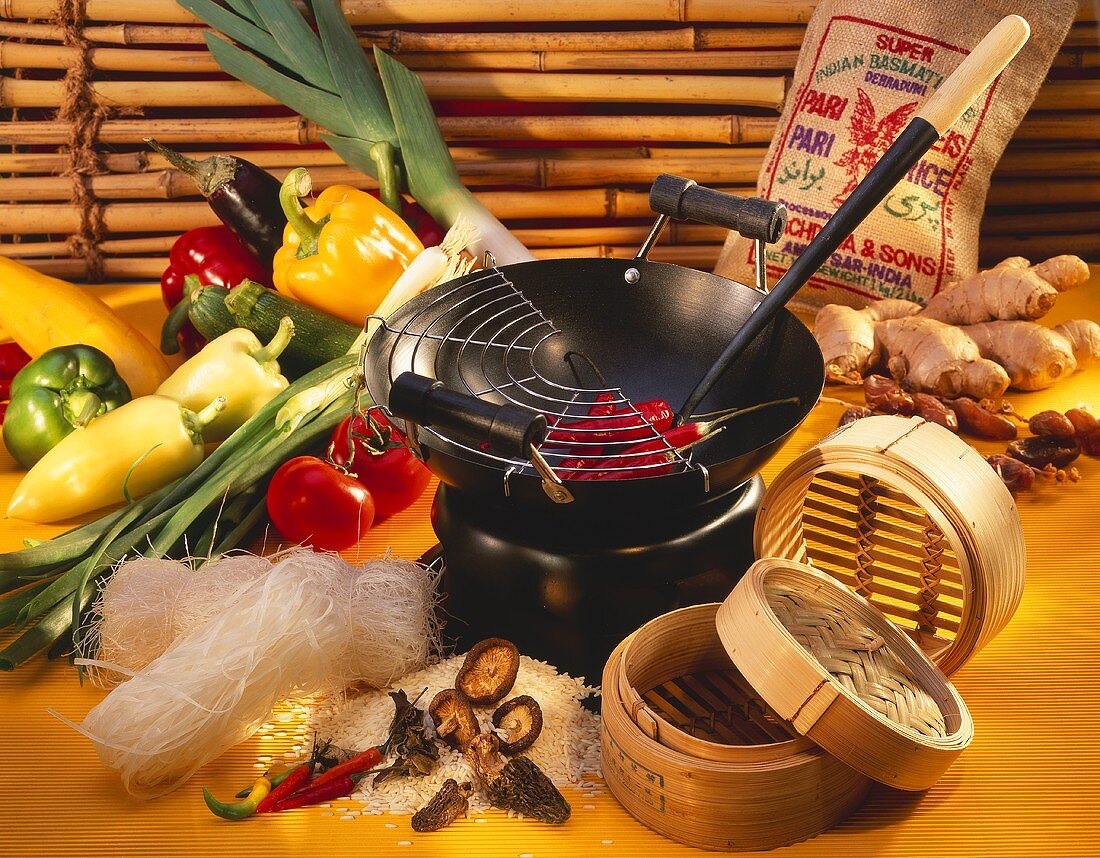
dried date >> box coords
[1027,410,1076,439]
[947,397,1018,441]
[1066,408,1099,437]
[986,454,1035,493]
[912,393,958,432]
[1007,437,1080,470]
[863,374,915,415]
[839,406,873,427]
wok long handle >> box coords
[388,372,548,460]
[676,15,1031,422]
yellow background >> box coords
[1,277,1098,857]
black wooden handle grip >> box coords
[649,174,787,244]
[388,372,548,460]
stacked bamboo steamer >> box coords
[601,415,1026,851]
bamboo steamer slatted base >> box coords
[754,415,1028,677]
[600,603,872,853]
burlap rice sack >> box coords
[714,0,1076,311]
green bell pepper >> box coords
[2,345,131,468]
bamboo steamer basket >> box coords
[755,414,1027,677]
[601,603,872,852]
[601,414,1017,850]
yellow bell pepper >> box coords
[273,168,423,326]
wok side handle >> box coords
[649,174,787,245]
[675,15,1029,423]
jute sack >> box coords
[714,0,1076,311]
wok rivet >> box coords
[624,267,640,285]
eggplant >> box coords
[145,138,285,266]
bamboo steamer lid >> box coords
[754,415,1026,676]
[717,557,974,791]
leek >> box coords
[178,0,534,264]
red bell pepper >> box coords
[161,225,271,354]
[0,342,31,381]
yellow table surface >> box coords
[2,275,1099,858]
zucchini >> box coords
[188,285,235,341]
[224,279,361,377]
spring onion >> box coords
[179,0,533,264]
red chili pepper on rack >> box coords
[546,399,674,445]
[161,225,272,355]
[267,773,364,813]
[587,392,619,416]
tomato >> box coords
[267,456,375,551]
[329,413,431,521]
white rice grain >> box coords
[307,655,601,816]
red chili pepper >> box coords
[546,399,673,445]
[255,762,313,814]
[587,392,619,417]
[304,746,384,793]
[268,774,362,813]
[161,225,272,354]
[0,342,31,380]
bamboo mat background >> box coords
[0,0,1098,278]
[0,271,1099,855]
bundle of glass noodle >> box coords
[55,550,439,798]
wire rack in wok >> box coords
[367,266,705,485]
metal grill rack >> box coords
[366,265,703,489]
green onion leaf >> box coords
[203,32,357,138]
[178,0,294,73]
[249,0,338,94]
[312,0,396,144]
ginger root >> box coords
[876,316,1010,399]
[963,321,1077,391]
[815,298,920,380]
[813,255,1093,396]
[1053,319,1100,370]
[922,266,1057,324]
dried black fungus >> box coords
[456,638,520,705]
[465,733,570,825]
[492,695,544,755]
[373,689,439,786]
[411,779,473,832]
[429,688,481,750]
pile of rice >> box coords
[306,654,602,815]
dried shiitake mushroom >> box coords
[455,638,519,705]
[428,688,480,750]
[464,733,570,824]
[411,779,473,832]
[492,695,543,755]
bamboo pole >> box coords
[1030,79,1100,111]
[2,110,1093,148]
[2,0,820,25]
[986,178,1100,206]
[1052,48,1100,70]
[0,235,178,258]
[0,72,787,109]
[10,257,170,280]
[0,41,801,73]
[0,20,209,44]
[981,208,1100,235]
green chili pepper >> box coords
[202,776,271,821]
[2,345,131,468]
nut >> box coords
[456,638,520,706]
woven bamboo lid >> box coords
[716,558,973,791]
